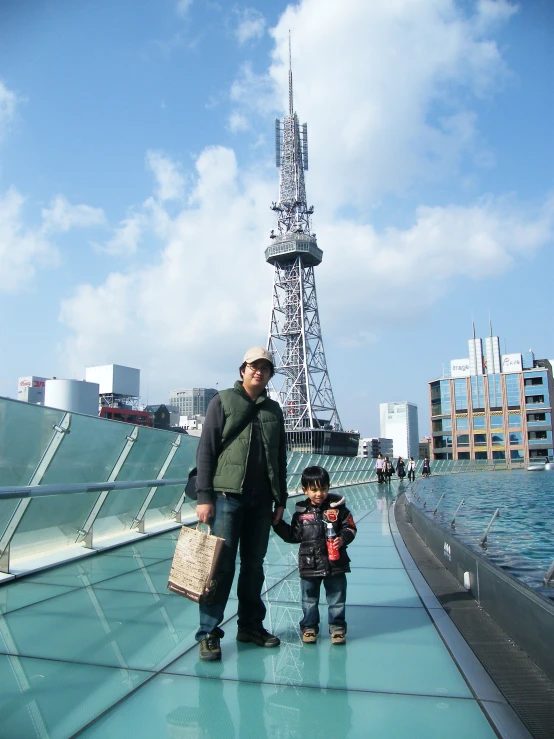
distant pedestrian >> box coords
[407,457,416,482]
[384,456,395,483]
[422,456,431,478]
[396,457,405,481]
[376,453,384,484]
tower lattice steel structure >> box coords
[265,48,343,437]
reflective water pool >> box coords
[402,470,554,601]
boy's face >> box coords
[304,484,329,506]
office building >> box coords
[429,331,554,461]
[419,437,432,460]
[168,388,217,418]
[358,437,393,458]
[380,402,419,459]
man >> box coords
[195,346,287,661]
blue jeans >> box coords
[196,490,273,641]
[299,574,347,632]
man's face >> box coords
[242,360,272,397]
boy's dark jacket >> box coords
[273,493,357,578]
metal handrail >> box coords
[479,508,500,548]
[0,478,189,501]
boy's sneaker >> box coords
[330,628,346,645]
[199,633,222,661]
[302,628,317,644]
[236,627,280,647]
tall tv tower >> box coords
[266,42,356,454]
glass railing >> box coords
[0,395,526,577]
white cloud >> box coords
[0,187,59,293]
[0,80,20,140]
[235,8,266,45]
[146,150,185,202]
[317,194,554,340]
[60,146,275,386]
[227,110,250,133]
[57,0,553,399]
[41,195,105,233]
[176,0,193,18]
[96,213,143,257]
[59,139,554,393]
[251,0,516,213]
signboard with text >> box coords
[450,359,470,378]
[501,353,522,374]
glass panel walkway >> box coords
[1,482,525,738]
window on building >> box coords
[454,379,467,411]
[492,450,505,460]
[474,434,487,446]
[458,452,470,460]
[473,416,486,430]
[456,416,469,430]
[509,432,523,445]
[524,376,543,386]
[508,413,522,427]
[527,413,546,423]
[490,415,504,428]
[526,395,545,404]
[529,430,548,440]
[491,433,504,445]
[475,451,488,460]
[440,380,451,414]
[471,376,485,409]
[457,434,470,447]
[488,374,502,409]
[510,450,524,459]
[505,374,520,407]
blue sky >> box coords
[0,0,552,437]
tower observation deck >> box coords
[266,44,358,456]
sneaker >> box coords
[330,628,346,645]
[302,628,317,644]
[236,627,280,647]
[199,633,222,661]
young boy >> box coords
[273,466,357,645]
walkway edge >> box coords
[389,498,533,739]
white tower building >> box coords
[380,401,419,459]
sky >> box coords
[0,0,553,437]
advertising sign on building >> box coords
[17,376,48,404]
[501,353,523,374]
[450,359,470,378]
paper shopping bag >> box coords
[167,523,225,603]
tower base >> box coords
[285,429,360,457]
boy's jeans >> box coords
[195,489,273,641]
[299,574,347,632]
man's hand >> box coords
[196,503,214,524]
[272,506,284,525]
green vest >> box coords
[212,381,284,503]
